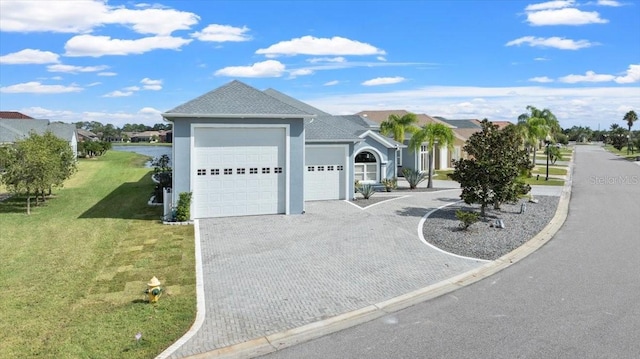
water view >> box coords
[112,145,172,167]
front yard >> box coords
[603,144,640,161]
[0,151,195,358]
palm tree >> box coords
[379,113,419,143]
[623,110,638,154]
[409,123,455,188]
[518,106,556,166]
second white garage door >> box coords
[304,145,347,201]
[193,127,286,218]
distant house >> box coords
[128,131,161,142]
[0,111,33,119]
[356,110,467,172]
[0,118,78,158]
[158,130,172,143]
[76,129,100,142]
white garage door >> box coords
[193,127,286,218]
[305,145,347,201]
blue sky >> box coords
[0,0,638,130]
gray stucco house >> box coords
[162,80,403,219]
[0,118,78,158]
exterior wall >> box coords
[170,117,305,218]
[354,138,395,183]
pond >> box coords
[112,145,172,167]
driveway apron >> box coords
[167,190,487,358]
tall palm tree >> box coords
[379,113,419,143]
[518,106,555,166]
[623,110,638,154]
[409,123,454,188]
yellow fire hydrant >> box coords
[145,276,162,303]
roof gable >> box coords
[164,80,313,118]
[263,88,331,116]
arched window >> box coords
[355,151,378,182]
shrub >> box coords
[175,192,192,222]
[381,177,397,192]
[356,184,376,199]
[402,168,427,189]
[354,179,361,193]
[456,209,480,230]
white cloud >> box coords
[559,70,616,83]
[304,85,639,129]
[64,34,192,57]
[87,82,101,87]
[362,77,406,86]
[615,64,640,84]
[288,69,314,78]
[98,72,117,76]
[506,36,594,50]
[0,0,199,35]
[102,7,199,35]
[15,106,164,127]
[256,36,385,58]
[534,57,549,61]
[51,76,63,80]
[525,0,575,11]
[123,86,141,91]
[597,0,621,6]
[140,78,162,90]
[138,107,162,115]
[529,76,555,83]
[0,49,60,64]
[526,8,608,26]
[215,60,286,78]
[191,24,251,42]
[324,80,340,86]
[103,90,134,98]
[0,81,82,94]
[47,64,109,73]
[307,57,346,63]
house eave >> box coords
[306,138,364,143]
[162,113,315,120]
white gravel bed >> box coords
[423,195,559,260]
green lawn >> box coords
[524,177,564,186]
[531,166,568,176]
[603,144,640,161]
[0,151,195,358]
[434,169,454,180]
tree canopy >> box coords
[449,120,532,216]
[0,131,77,214]
[379,113,418,143]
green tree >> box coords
[449,120,532,216]
[608,123,628,151]
[517,106,558,166]
[0,131,75,214]
[379,113,419,143]
[623,110,637,154]
[409,123,455,188]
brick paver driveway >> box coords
[168,190,489,358]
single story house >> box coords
[355,110,467,173]
[162,80,403,219]
[0,118,78,158]
[0,111,33,119]
[76,128,100,142]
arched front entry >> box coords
[355,150,379,183]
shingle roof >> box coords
[0,119,75,143]
[356,110,454,128]
[434,117,482,129]
[263,88,331,116]
[164,80,313,118]
[0,111,33,119]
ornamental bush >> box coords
[175,192,192,222]
[455,209,480,230]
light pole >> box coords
[545,135,551,181]
[627,134,631,155]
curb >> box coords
[172,161,574,359]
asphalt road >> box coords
[262,145,640,359]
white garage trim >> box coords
[190,123,290,217]
[354,146,384,184]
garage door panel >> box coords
[304,146,346,201]
[193,127,286,218]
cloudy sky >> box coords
[0,0,638,129]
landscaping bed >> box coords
[422,195,559,260]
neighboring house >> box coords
[356,110,466,172]
[76,128,100,142]
[0,118,78,158]
[124,131,161,142]
[162,80,403,219]
[158,130,173,143]
[0,111,33,119]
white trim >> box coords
[359,130,406,148]
[190,123,291,216]
[354,146,383,183]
